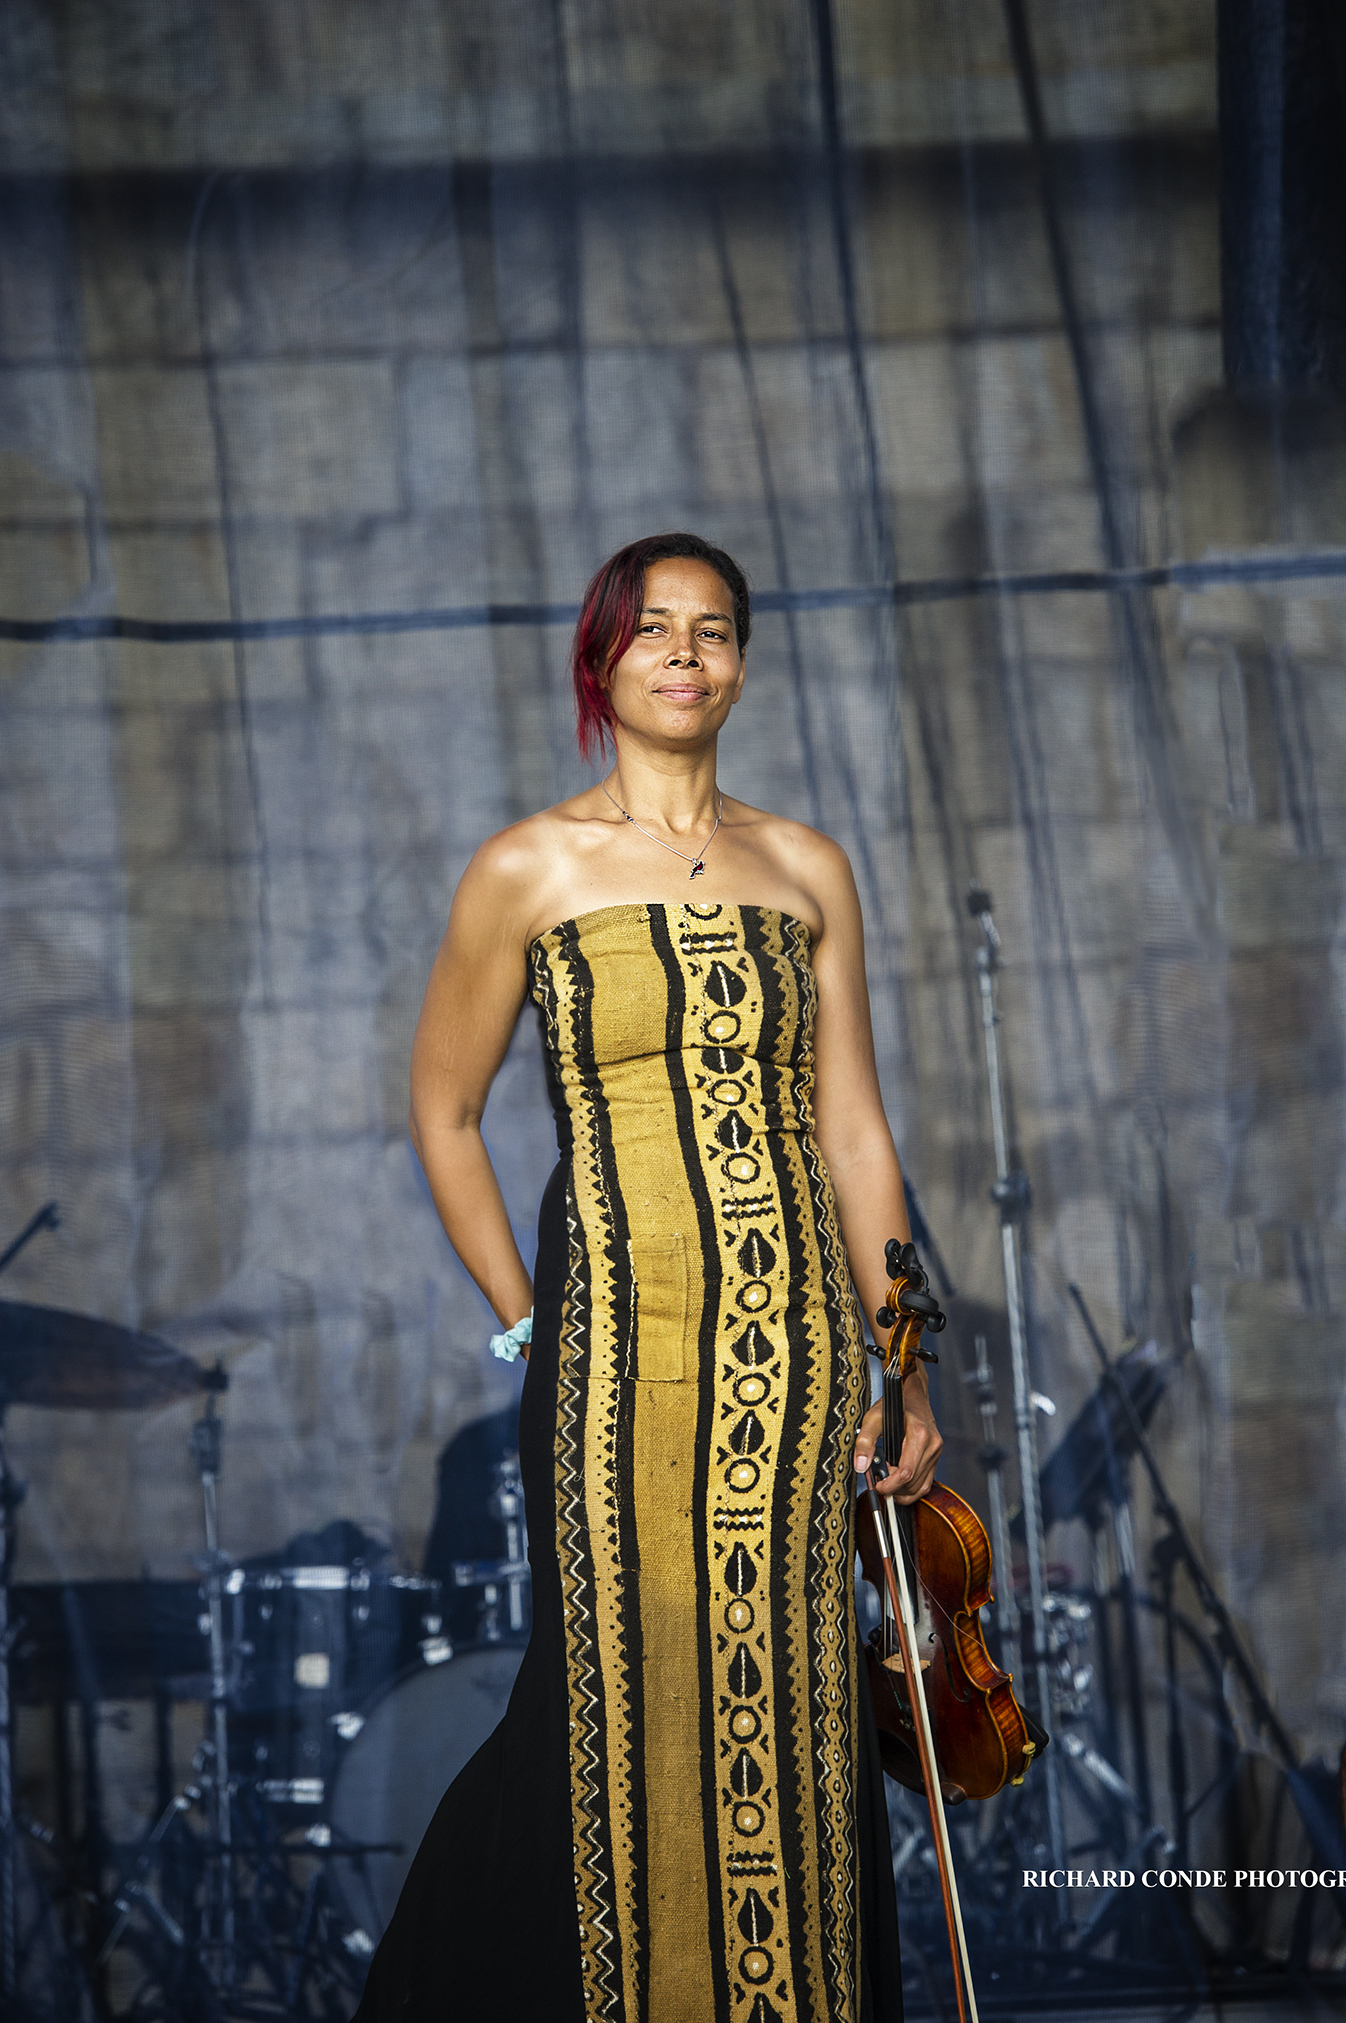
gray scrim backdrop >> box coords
[2,0,1345,1980]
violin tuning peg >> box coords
[874,1305,895,1329]
[898,1242,920,1277]
[926,1310,947,1334]
[883,1238,903,1277]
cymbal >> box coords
[0,1302,203,1411]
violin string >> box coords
[879,1482,975,1650]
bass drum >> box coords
[329,1641,525,1933]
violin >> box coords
[856,1239,1043,2023]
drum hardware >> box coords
[450,1452,530,1642]
[1058,1728,1139,1811]
[1041,1592,1098,1723]
[1066,1283,1346,1871]
[0,1264,529,2013]
[0,1243,206,2018]
[97,1762,379,2016]
[227,1564,445,1806]
[95,1781,196,1969]
[328,1639,527,1936]
[187,1362,239,1985]
[90,1377,430,2014]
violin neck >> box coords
[881,1359,916,1582]
[882,1355,906,1472]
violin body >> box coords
[857,1481,1036,1802]
[857,1236,1041,1808]
[856,1239,1043,2023]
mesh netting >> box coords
[1,0,1344,2006]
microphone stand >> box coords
[190,1365,235,1988]
[0,1202,59,2010]
[967,885,1067,1922]
[962,1333,1017,1656]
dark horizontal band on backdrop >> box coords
[3,547,1343,645]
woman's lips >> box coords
[656,684,706,701]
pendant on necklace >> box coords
[689,860,705,878]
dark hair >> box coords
[570,532,752,763]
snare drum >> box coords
[226,1565,446,1805]
[328,1641,526,1931]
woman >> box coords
[355,532,941,2022]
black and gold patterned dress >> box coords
[355,903,901,2023]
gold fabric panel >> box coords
[530,903,869,2023]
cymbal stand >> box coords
[0,1205,61,2001]
[0,1200,84,2020]
[0,1420,75,2023]
[966,884,1067,1918]
[189,1365,236,1986]
[452,1453,531,1643]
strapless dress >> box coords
[355,902,901,2022]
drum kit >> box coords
[0,1203,531,2021]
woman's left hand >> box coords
[853,1383,943,1504]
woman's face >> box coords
[604,557,745,750]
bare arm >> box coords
[409,839,538,1348]
[809,847,942,1503]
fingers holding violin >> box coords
[853,1394,943,1503]
[852,1399,884,1482]
[886,1409,942,1503]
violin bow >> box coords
[862,1239,980,2023]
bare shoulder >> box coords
[448,785,606,948]
[727,798,859,935]
[450,807,570,939]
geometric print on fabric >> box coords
[529,903,870,2023]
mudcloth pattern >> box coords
[529,902,870,2023]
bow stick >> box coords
[864,1239,980,2023]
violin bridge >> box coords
[880,1651,932,1674]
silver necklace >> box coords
[601,779,723,879]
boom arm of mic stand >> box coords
[0,1202,60,1280]
[901,1179,956,1300]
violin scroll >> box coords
[877,1240,947,1369]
